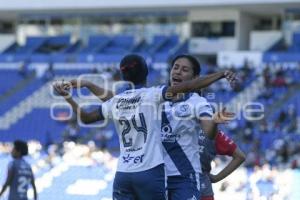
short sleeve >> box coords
[215,131,237,156]
[147,85,169,103]
[99,98,114,119]
[194,96,214,119]
[7,161,15,173]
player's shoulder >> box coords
[8,160,15,168]
[138,85,167,96]
[147,85,166,91]
[189,93,209,102]
[188,93,212,109]
[8,159,19,169]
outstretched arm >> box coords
[165,70,235,99]
[53,82,104,124]
[209,147,245,183]
[68,79,113,101]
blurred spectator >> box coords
[63,121,80,143]
[263,64,271,87]
[274,110,287,130]
[44,62,55,81]
[19,60,29,77]
[272,70,287,87]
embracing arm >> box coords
[53,82,104,124]
[165,71,234,99]
[69,80,113,101]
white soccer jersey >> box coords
[161,93,213,176]
[100,86,167,172]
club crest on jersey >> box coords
[175,104,192,117]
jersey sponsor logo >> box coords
[161,132,179,143]
[116,96,141,110]
[161,121,178,143]
[122,154,144,164]
[125,147,142,152]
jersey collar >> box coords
[171,93,193,104]
[124,83,144,90]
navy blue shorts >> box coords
[113,164,166,200]
[167,173,200,200]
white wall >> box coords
[188,9,240,54]
[217,51,262,68]
[188,9,240,22]
[250,31,282,51]
[189,38,238,54]
[0,34,15,51]
[282,20,300,45]
[238,12,256,50]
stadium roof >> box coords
[0,0,299,20]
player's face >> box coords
[170,58,195,86]
[11,147,19,158]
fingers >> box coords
[52,80,70,97]
[222,107,227,113]
[214,109,235,124]
[62,81,72,90]
[226,73,236,83]
[224,71,237,88]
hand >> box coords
[209,174,220,183]
[53,80,71,98]
[213,107,235,124]
[224,70,237,88]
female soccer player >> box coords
[199,130,245,200]
[0,140,37,200]
[54,54,235,200]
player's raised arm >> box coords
[53,82,104,124]
[165,70,235,100]
[67,79,114,101]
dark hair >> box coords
[171,54,201,76]
[14,140,28,156]
[119,54,148,85]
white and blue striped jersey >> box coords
[161,93,213,176]
[99,86,167,173]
